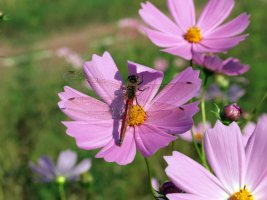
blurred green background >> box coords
[0,0,266,199]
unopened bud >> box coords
[56,175,66,185]
[159,181,182,195]
[223,103,242,122]
[215,75,229,89]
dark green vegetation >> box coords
[0,0,266,199]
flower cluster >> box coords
[54,0,267,199]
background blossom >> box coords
[30,150,91,182]
[139,0,249,59]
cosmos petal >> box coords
[147,102,199,135]
[197,0,235,34]
[206,13,250,38]
[204,121,246,194]
[59,87,112,120]
[165,151,228,198]
[139,2,182,35]
[96,128,136,165]
[167,193,218,200]
[150,67,201,107]
[242,122,256,147]
[142,27,183,48]
[68,159,92,179]
[200,35,248,52]
[245,117,267,192]
[83,52,124,105]
[162,42,192,60]
[167,0,196,32]
[135,124,176,157]
[221,58,249,76]
[62,121,113,150]
[56,150,77,174]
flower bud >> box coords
[215,75,229,89]
[56,175,66,185]
[223,103,242,122]
[159,181,182,195]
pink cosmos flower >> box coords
[58,52,201,165]
[193,53,249,76]
[139,0,250,60]
[165,117,267,199]
[180,121,211,143]
[154,57,169,71]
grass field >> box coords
[0,0,267,199]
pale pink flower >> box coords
[58,52,201,165]
[139,0,250,60]
[118,18,145,34]
[180,122,211,143]
[55,47,84,69]
[30,150,91,183]
[154,57,169,71]
[165,118,267,199]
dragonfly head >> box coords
[127,75,139,84]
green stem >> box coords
[244,91,267,127]
[58,183,66,200]
[144,157,157,199]
[171,141,175,152]
[190,59,193,67]
[191,129,202,158]
[200,72,211,171]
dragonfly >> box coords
[62,70,197,145]
[118,74,143,145]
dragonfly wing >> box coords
[146,107,194,134]
[85,76,125,106]
[84,53,124,105]
[60,96,113,120]
[148,82,200,109]
[63,71,84,83]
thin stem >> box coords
[190,59,193,67]
[144,157,157,199]
[200,72,211,171]
[191,130,202,159]
[171,141,175,152]
[58,183,66,200]
[244,91,267,126]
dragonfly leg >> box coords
[138,73,144,85]
[135,97,140,106]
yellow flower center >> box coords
[194,132,203,142]
[184,26,202,43]
[128,105,146,126]
[229,186,254,200]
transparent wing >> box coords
[64,96,125,120]
[63,70,199,108]
[63,71,84,83]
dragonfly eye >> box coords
[128,75,139,83]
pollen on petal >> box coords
[184,26,202,43]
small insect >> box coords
[118,74,143,146]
